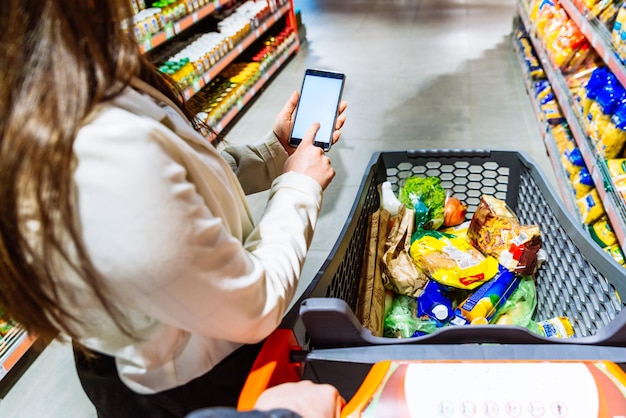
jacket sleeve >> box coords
[219,131,289,195]
[74,109,322,344]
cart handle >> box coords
[237,328,304,411]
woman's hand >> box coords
[273,91,348,156]
[254,380,345,418]
[283,123,335,190]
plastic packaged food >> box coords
[572,166,595,198]
[604,243,626,264]
[492,276,540,332]
[577,189,606,224]
[561,145,586,180]
[450,266,521,326]
[467,195,542,275]
[588,217,618,248]
[597,101,626,158]
[537,316,575,338]
[409,229,500,290]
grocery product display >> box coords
[0,0,300,388]
[514,0,626,268]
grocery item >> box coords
[380,181,402,216]
[572,166,595,198]
[381,205,429,297]
[589,217,619,248]
[577,188,606,224]
[537,317,575,338]
[561,145,586,180]
[582,67,609,122]
[450,266,521,326]
[409,229,500,290]
[355,209,390,337]
[597,100,626,158]
[492,276,541,333]
[605,243,626,264]
[383,295,437,338]
[442,194,467,227]
[416,280,454,325]
[398,176,445,230]
[467,195,542,275]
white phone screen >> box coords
[290,71,344,149]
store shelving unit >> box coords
[0,0,300,389]
[0,328,36,384]
[181,1,293,101]
[512,27,580,218]
[516,0,626,254]
[139,0,231,54]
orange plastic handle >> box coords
[237,328,304,411]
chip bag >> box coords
[409,229,499,290]
[467,195,542,275]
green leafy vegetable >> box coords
[398,176,446,229]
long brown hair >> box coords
[0,0,209,343]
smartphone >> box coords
[289,69,346,152]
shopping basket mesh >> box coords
[324,156,622,338]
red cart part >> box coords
[237,328,303,411]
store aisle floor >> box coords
[0,1,556,416]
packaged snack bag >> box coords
[582,67,609,123]
[450,266,521,326]
[577,189,605,224]
[597,100,626,158]
[467,196,542,275]
[572,166,595,198]
[537,317,575,338]
[589,217,618,248]
[604,243,626,264]
[409,229,500,290]
[561,145,586,180]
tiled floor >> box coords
[0,0,556,416]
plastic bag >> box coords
[492,276,541,334]
[383,295,437,338]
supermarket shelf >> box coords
[139,0,231,54]
[0,327,36,382]
[517,1,626,251]
[213,40,298,134]
[182,2,294,101]
[560,0,626,88]
[512,29,580,219]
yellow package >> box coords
[572,166,594,198]
[604,244,626,265]
[597,119,626,158]
[409,230,499,290]
[588,217,618,248]
[440,220,470,240]
[606,158,626,177]
[577,189,605,224]
[561,145,585,180]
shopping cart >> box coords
[238,149,626,410]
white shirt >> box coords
[62,79,322,394]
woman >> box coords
[0,1,347,416]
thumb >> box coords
[280,91,300,120]
[300,122,320,147]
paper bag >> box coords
[381,205,428,297]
